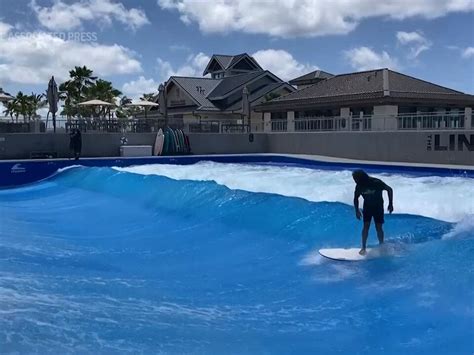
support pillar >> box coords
[263,112,272,132]
[287,111,295,132]
[465,107,472,129]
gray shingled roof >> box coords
[169,71,293,112]
[263,69,473,107]
[214,55,233,69]
[289,70,334,85]
[388,71,463,94]
[225,82,291,111]
[207,71,265,99]
[170,76,222,109]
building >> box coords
[154,53,295,132]
[256,68,474,132]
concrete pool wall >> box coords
[0,130,472,165]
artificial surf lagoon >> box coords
[1,156,473,354]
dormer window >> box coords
[203,53,263,77]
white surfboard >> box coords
[153,128,164,156]
[319,247,390,261]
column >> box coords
[340,107,351,130]
[373,105,398,131]
[465,107,473,129]
[263,112,272,132]
[287,111,295,132]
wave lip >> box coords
[114,162,474,223]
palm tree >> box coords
[60,66,97,117]
[120,95,132,106]
[140,93,156,102]
[82,79,122,118]
[27,93,46,120]
[3,100,20,122]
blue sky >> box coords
[0,0,473,100]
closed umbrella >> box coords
[241,86,251,131]
[47,76,59,132]
[158,83,167,125]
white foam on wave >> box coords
[114,161,474,223]
[442,216,474,239]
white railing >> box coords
[397,113,465,130]
[270,112,470,132]
[295,117,353,131]
[271,120,287,132]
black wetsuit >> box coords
[355,177,386,224]
[69,129,82,160]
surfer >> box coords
[352,169,393,255]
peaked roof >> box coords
[213,55,233,69]
[225,82,293,111]
[208,71,265,99]
[289,70,334,85]
[168,71,294,112]
[169,77,222,110]
[203,53,262,75]
[257,68,474,110]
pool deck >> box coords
[1,153,472,170]
[276,153,473,171]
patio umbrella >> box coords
[241,86,251,130]
[46,76,59,132]
[158,83,167,124]
[78,99,115,119]
[78,99,114,106]
[0,92,13,102]
[125,100,159,118]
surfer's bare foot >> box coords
[359,248,366,255]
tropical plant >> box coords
[59,65,97,117]
[3,100,20,122]
[120,96,132,106]
[2,91,46,122]
[140,93,156,101]
[264,92,281,102]
[59,66,122,118]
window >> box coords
[271,112,287,120]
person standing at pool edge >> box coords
[353,170,394,255]
[69,129,82,160]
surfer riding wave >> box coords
[353,170,394,255]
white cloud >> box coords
[396,31,432,58]
[31,0,149,31]
[156,52,210,81]
[252,49,318,81]
[462,47,474,59]
[158,0,474,38]
[345,47,399,71]
[0,22,142,85]
[0,22,12,37]
[122,76,159,99]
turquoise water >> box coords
[0,164,473,354]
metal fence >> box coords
[1,112,471,134]
[0,117,252,134]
